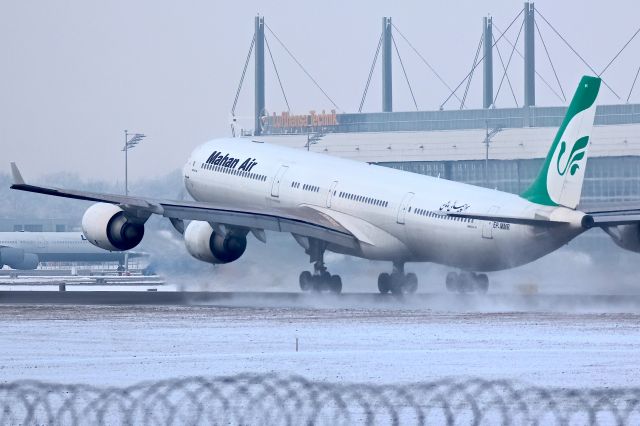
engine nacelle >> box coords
[605,224,640,253]
[184,221,247,264]
[11,253,39,270]
[0,248,39,270]
[0,247,25,266]
[82,203,145,251]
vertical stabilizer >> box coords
[521,75,601,209]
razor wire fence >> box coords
[1,373,640,425]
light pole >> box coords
[122,130,146,196]
[484,121,502,188]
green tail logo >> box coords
[521,76,601,209]
[556,136,589,176]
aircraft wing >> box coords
[9,163,359,250]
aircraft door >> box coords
[396,192,415,224]
[270,165,289,198]
[482,206,500,239]
[326,181,338,208]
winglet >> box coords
[10,162,25,185]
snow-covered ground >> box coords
[0,304,639,388]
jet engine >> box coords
[81,203,145,251]
[0,247,38,269]
[11,253,39,270]
[183,221,247,264]
[605,224,640,253]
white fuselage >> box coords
[0,232,129,263]
[184,138,585,271]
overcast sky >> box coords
[2,0,639,182]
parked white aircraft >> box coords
[10,76,640,293]
[0,232,132,270]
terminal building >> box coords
[0,218,78,233]
[257,105,640,207]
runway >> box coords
[2,290,640,312]
[0,302,639,389]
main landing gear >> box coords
[299,240,342,294]
[377,262,418,295]
[446,271,489,294]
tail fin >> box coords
[521,75,601,209]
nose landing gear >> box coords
[446,271,489,294]
[378,262,418,295]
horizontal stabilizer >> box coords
[581,213,640,228]
[580,201,640,215]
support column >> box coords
[382,17,393,112]
[524,2,535,107]
[254,16,265,136]
[483,16,493,108]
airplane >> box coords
[9,75,640,293]
[0,231,137,270]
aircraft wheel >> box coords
[389,273,406,295]
[405,272,418,294]
[378,273,391,294]
[312,272,331,292]
[299,271,313,292]
[446,272,459,292]
[476,273,489,294]
[457,272,474,294]
[329,275,342,294]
